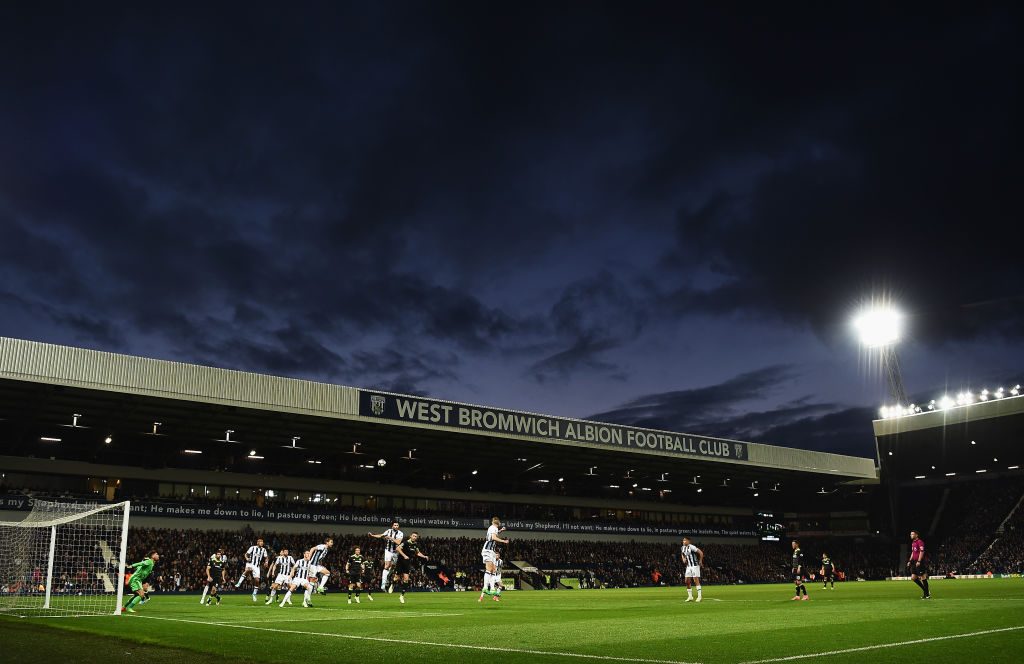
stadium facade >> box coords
[1,337,877,543]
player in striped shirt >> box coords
[279,550,316,608]
[265,548,296,605]
[479,516,509,602]
[908,530,931,599]
[308,537,334,594]
[680,536,704,603]
[369,521,403,592]
[236,537,270,602]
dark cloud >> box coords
[527,272,651,383]
[1,2,1022,450]
[589,365,798,431]
[754,407,878,458]
[592,366,876,456]
[649,6,1024,344]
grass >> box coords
[2,580,1023,664]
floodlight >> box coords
[853,306,902,348]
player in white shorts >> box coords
[368,521,403,592]
[680,536,704,602]
[236,537,269,602]
[307,537,334,595]
[279,550,316,608]
[264,548,296,605]
[479,516,509,602]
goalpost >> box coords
[0,499,131,617]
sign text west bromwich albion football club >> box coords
[359,391,748,461]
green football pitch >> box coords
[2,580,1023,664]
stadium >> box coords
[3,4,1023,663]
[2,337,1023,663]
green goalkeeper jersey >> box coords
[129,558,155,582]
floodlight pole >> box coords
[877,344,908,543]
[881,346,909,406]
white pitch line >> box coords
[738,625,1024,663]
[232,612,463,623]
[135,614,702,664]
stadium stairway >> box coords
[511,561,544,590]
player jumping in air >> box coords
[908,530,930,599]
[266,548,296,605]
[236,537,269,602]
[491,554,505,599]
[308,537,334,595]
[123,550,159,613]
[394,532,430,604]
[279,550,316,608]
[369,521,403,592]
[346,546,365,604]
[479,516,509,602]
[820,553,836,590]
[680,536,704,602]
[202,548,227,605]
[791,540,809,601]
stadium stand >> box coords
[927,477,1024,574]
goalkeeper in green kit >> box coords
[123,551,159,613]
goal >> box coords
[0,499,130,616]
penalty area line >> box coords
[135,614,702,664]
[738,625,1024,663]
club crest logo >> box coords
[370,395,386,416]
[734,443,744,459]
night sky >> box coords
[2,3,1022,458]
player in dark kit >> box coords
[360,556,376,602]
[820,553,836,590]
[394,532,430,604]
[346,546,365,605]
[202,548,227,606]
[790,540,809,601]
[908,530,931,599]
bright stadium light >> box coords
[853,305,902,348]
[854,300,909,405]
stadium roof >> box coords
[872,396,1024,481]
[0,337,876,499]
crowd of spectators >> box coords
[967,492,1024,574]
[925,478,1024,574]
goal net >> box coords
[0,499,130,616]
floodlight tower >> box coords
[853,301,909,541]
[853,304,909,406]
